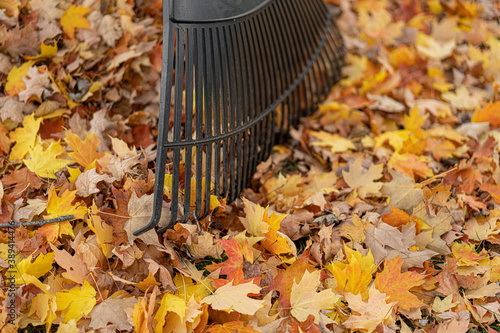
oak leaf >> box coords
[60,5,92,39]
[56,280,97,323]
[290,270,339,324]
[342,158,383,198]
[202,280,265,315]
[374,256,425,310]
[344,285,396,333]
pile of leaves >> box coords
[1,0,500,331]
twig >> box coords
[0,215,75,228]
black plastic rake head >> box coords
[133,0,345,236]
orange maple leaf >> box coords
[5,61,35,97]
[382,204,412,228]
[374,255,425,310]
[207,238,252,276]
[45,186,87,220]
[472,102,500,128]
[261,210,291,256]
[267,257,315,311]
[65,131,105,168]
[60,5,92,39]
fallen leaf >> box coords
[290,270,340,324]
[374,256,425,310]
[343,285,396,333]
[343,158,384,198]
[202,280,265,315]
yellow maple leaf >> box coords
[65,131,105,168]
[26,41,58,60]
[339,214,370,243]
[260,208,291,257]
[238,198,270,236]
[290,270,340,324]
[56,280,97,323]
[60,5,92,39]
[326,245,376,295]
[46,186,87,221]
[134,271,161,292]
[5,60,35,97]
[154,293,187,333]
[310,130,356,154]
[23,139,72,179]
[15,252,55,284]
[88,202,114,257]
[9,113,41,161]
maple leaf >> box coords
[342,158,383,198]
[4,60,35,97]
[124,192,167,247]
[339,213,370,242]
[205,321,258,333]
[15,252,54,284]
[26,41,58,60]
[238,198,270,236]
[310,130,356,153]
[9,113,41,161]
[55,280,97,323]
[88,202,114,257]
[344,285,397,333]
[326,245,376,295]
[155,293,187,332]
[416,33,456,60]
[18,66,50,103]
[45,186,87,220]
[65,131,105,168]
[267,257,315,311]
[381,168,423,214]
[472,102,500,128]
[88,295,137,331]
[290,270,340,324]
[207,238,246,276]
[412,203,453,254]
[60,5,92,39]
[261,210,291,257]
[382,204,412,228]
[75,168,116,197]
[50,243,90,284]
[23,139,72,179]
[441,86,483,111]
[202,280,265,315]
[374,256,425,310]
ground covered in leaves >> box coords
[1,0,500,332]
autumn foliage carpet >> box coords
[1,0,500,332]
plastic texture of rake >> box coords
[134,0,345,236]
